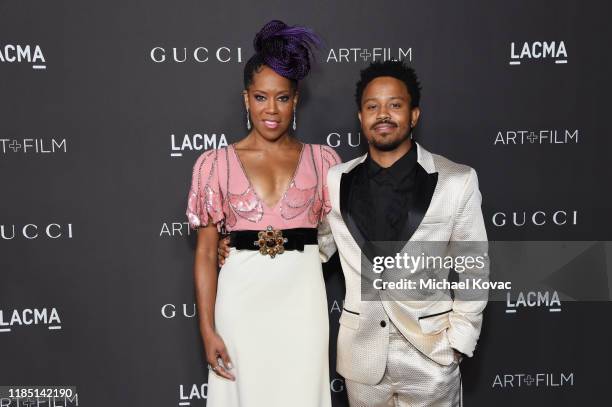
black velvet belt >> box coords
[228,226,317,257]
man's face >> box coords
[358,76,420,152]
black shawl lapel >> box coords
[397,164,438,242]
[340,167,377,263]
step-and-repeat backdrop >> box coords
[2,1,611,406]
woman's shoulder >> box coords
[190,148,232,179]
[302,143,339,155]
[193,146,230,163]
[302,143,342,166]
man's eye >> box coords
[391,103,401,108]
[367,105,377,110]
[255,95,265,101]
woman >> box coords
[185,20,341,406]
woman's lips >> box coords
[263,120,279,129]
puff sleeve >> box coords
[185,150,224,231]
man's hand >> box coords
[452,349,465,364]
[218,236,231,267]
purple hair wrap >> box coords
[253,20,322,81]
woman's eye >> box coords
[278,95,290,102]
[254,95,265,101]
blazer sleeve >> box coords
[446,167,490,357]
[318,145,342,263]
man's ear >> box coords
[410,107,421,127]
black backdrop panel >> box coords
[1,1,611,406]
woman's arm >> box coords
[194,223,235,380]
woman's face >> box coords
[243,65,298,141]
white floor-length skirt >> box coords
[206,244,331,407]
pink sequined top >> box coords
[186,143,342,231]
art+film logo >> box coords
[159,221,193,237]
[1,138,67,154]
[492,371,574,389]
[328,299,344,315]
[326,47,413,63]
[493,129,579,146]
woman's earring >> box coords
[292,109,297,131]
[246,109,251,130]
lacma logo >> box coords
[170,133,228,157]
[0,307,62,333]
[506,291,562,314]
[0,44,47,69]
[179,383,208,404]
[509,41,567,65]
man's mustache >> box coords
[371,118,398,129]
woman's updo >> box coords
[243,20,321,89]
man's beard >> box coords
[367,129,412,152]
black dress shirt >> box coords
[348,146,418,242]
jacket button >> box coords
[380,320,386,327]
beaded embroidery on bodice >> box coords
[186,143,341,232]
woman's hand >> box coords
[217,236,231,267]
[204,330,235,381]
[194,225,234,381]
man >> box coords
[219,60,488,406]
[327,60,488,406]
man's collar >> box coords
[340,141,436,176]
[365,142,418,178]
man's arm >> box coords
[447,167,489,358]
